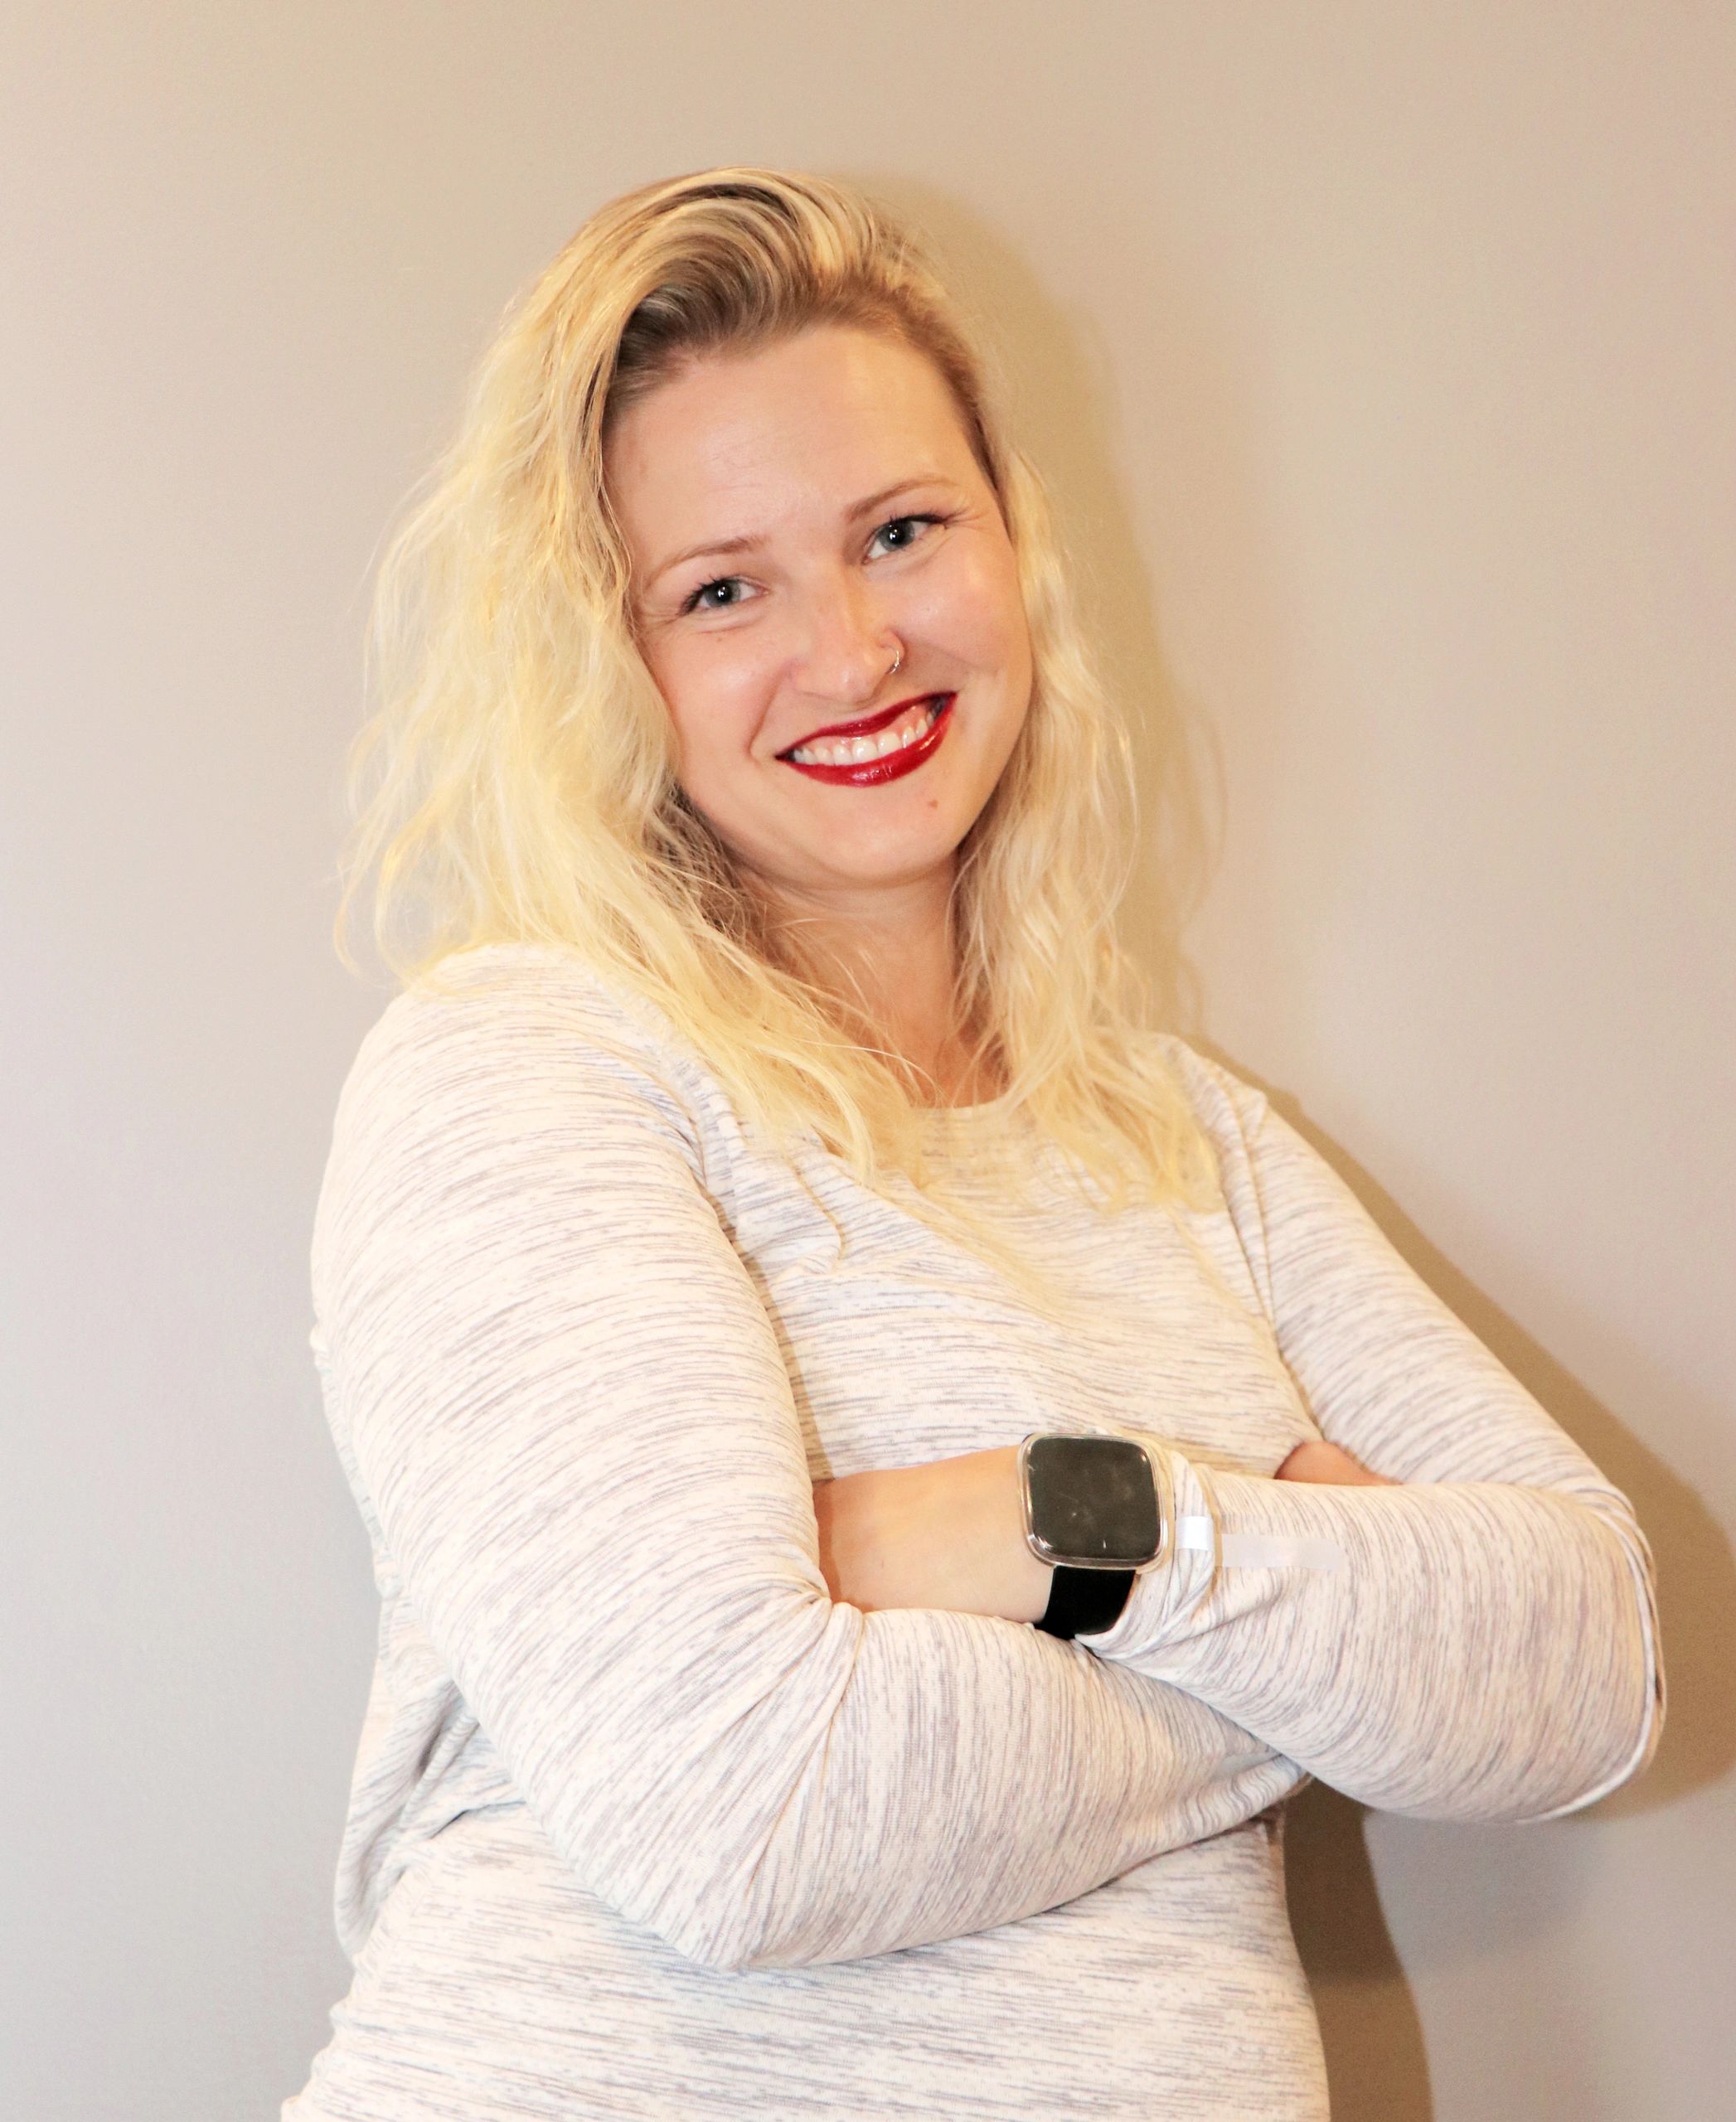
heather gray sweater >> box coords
[285,944,1661,2120]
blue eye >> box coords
[867,512,946,557]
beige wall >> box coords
[3,5,1729,2116]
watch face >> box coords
[1026,1436,1161,1567]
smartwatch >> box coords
[1017,1432,1166,1640]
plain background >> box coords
[2,5,1730,2117]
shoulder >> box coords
[1134,1031,1287,1314]
[313,946,743,1307]
[352,942,661,1064]
[326,944,743,1196]
[1137,1030,1274,1173]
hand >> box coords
[1275,1438,1395,1486]
[812,1446,1055,1624]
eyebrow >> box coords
[643,476,954,592]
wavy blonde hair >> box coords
[335,166,1220,1321]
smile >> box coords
[779,694,955,785]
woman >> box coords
[287,168,1662,2119]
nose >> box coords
[788,568,898,705]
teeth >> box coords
[789,699,943,767]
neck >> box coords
[754,869,996,1106]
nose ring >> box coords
[887,638,904,681]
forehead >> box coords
[605,325,979,551]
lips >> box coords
[779,693,956,786]
[775,693,942,759]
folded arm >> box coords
[313,966,1297,1974]
[1080,1056,1664,1824]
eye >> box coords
[679,574,758,617]
[866,511,948,559]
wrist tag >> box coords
[1175,1514,1344,1572]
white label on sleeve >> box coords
[1176,1514,1345,1572]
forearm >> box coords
[1087,1452,1661,1822]
[813,1446,1054,1623]
[727,1604,1299,1968]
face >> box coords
[605,324,1034,923]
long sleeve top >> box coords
[284,942,1661,2122]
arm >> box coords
[1078,1055,1664,1824]
[809,1437,1389,1627]
[313,963,1297,1974]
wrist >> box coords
[1017,1432,1174,1640]
[915,1446,1054,1622]
[990,1444,1062,1624]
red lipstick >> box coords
[780,694,956,787]
[777,693,939,753]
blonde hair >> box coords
[335,165,1220,1321]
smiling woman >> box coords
[291,168,1661,2121]
[333,166,1220,1267]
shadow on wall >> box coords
[1249,1088,1734,2122]
[1285,1782,1436,2122]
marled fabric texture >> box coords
[286,943,1661,2120]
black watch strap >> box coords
[1034,1563,1135,1640]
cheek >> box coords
[904,543,1029,671]
[649,635,772,764]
